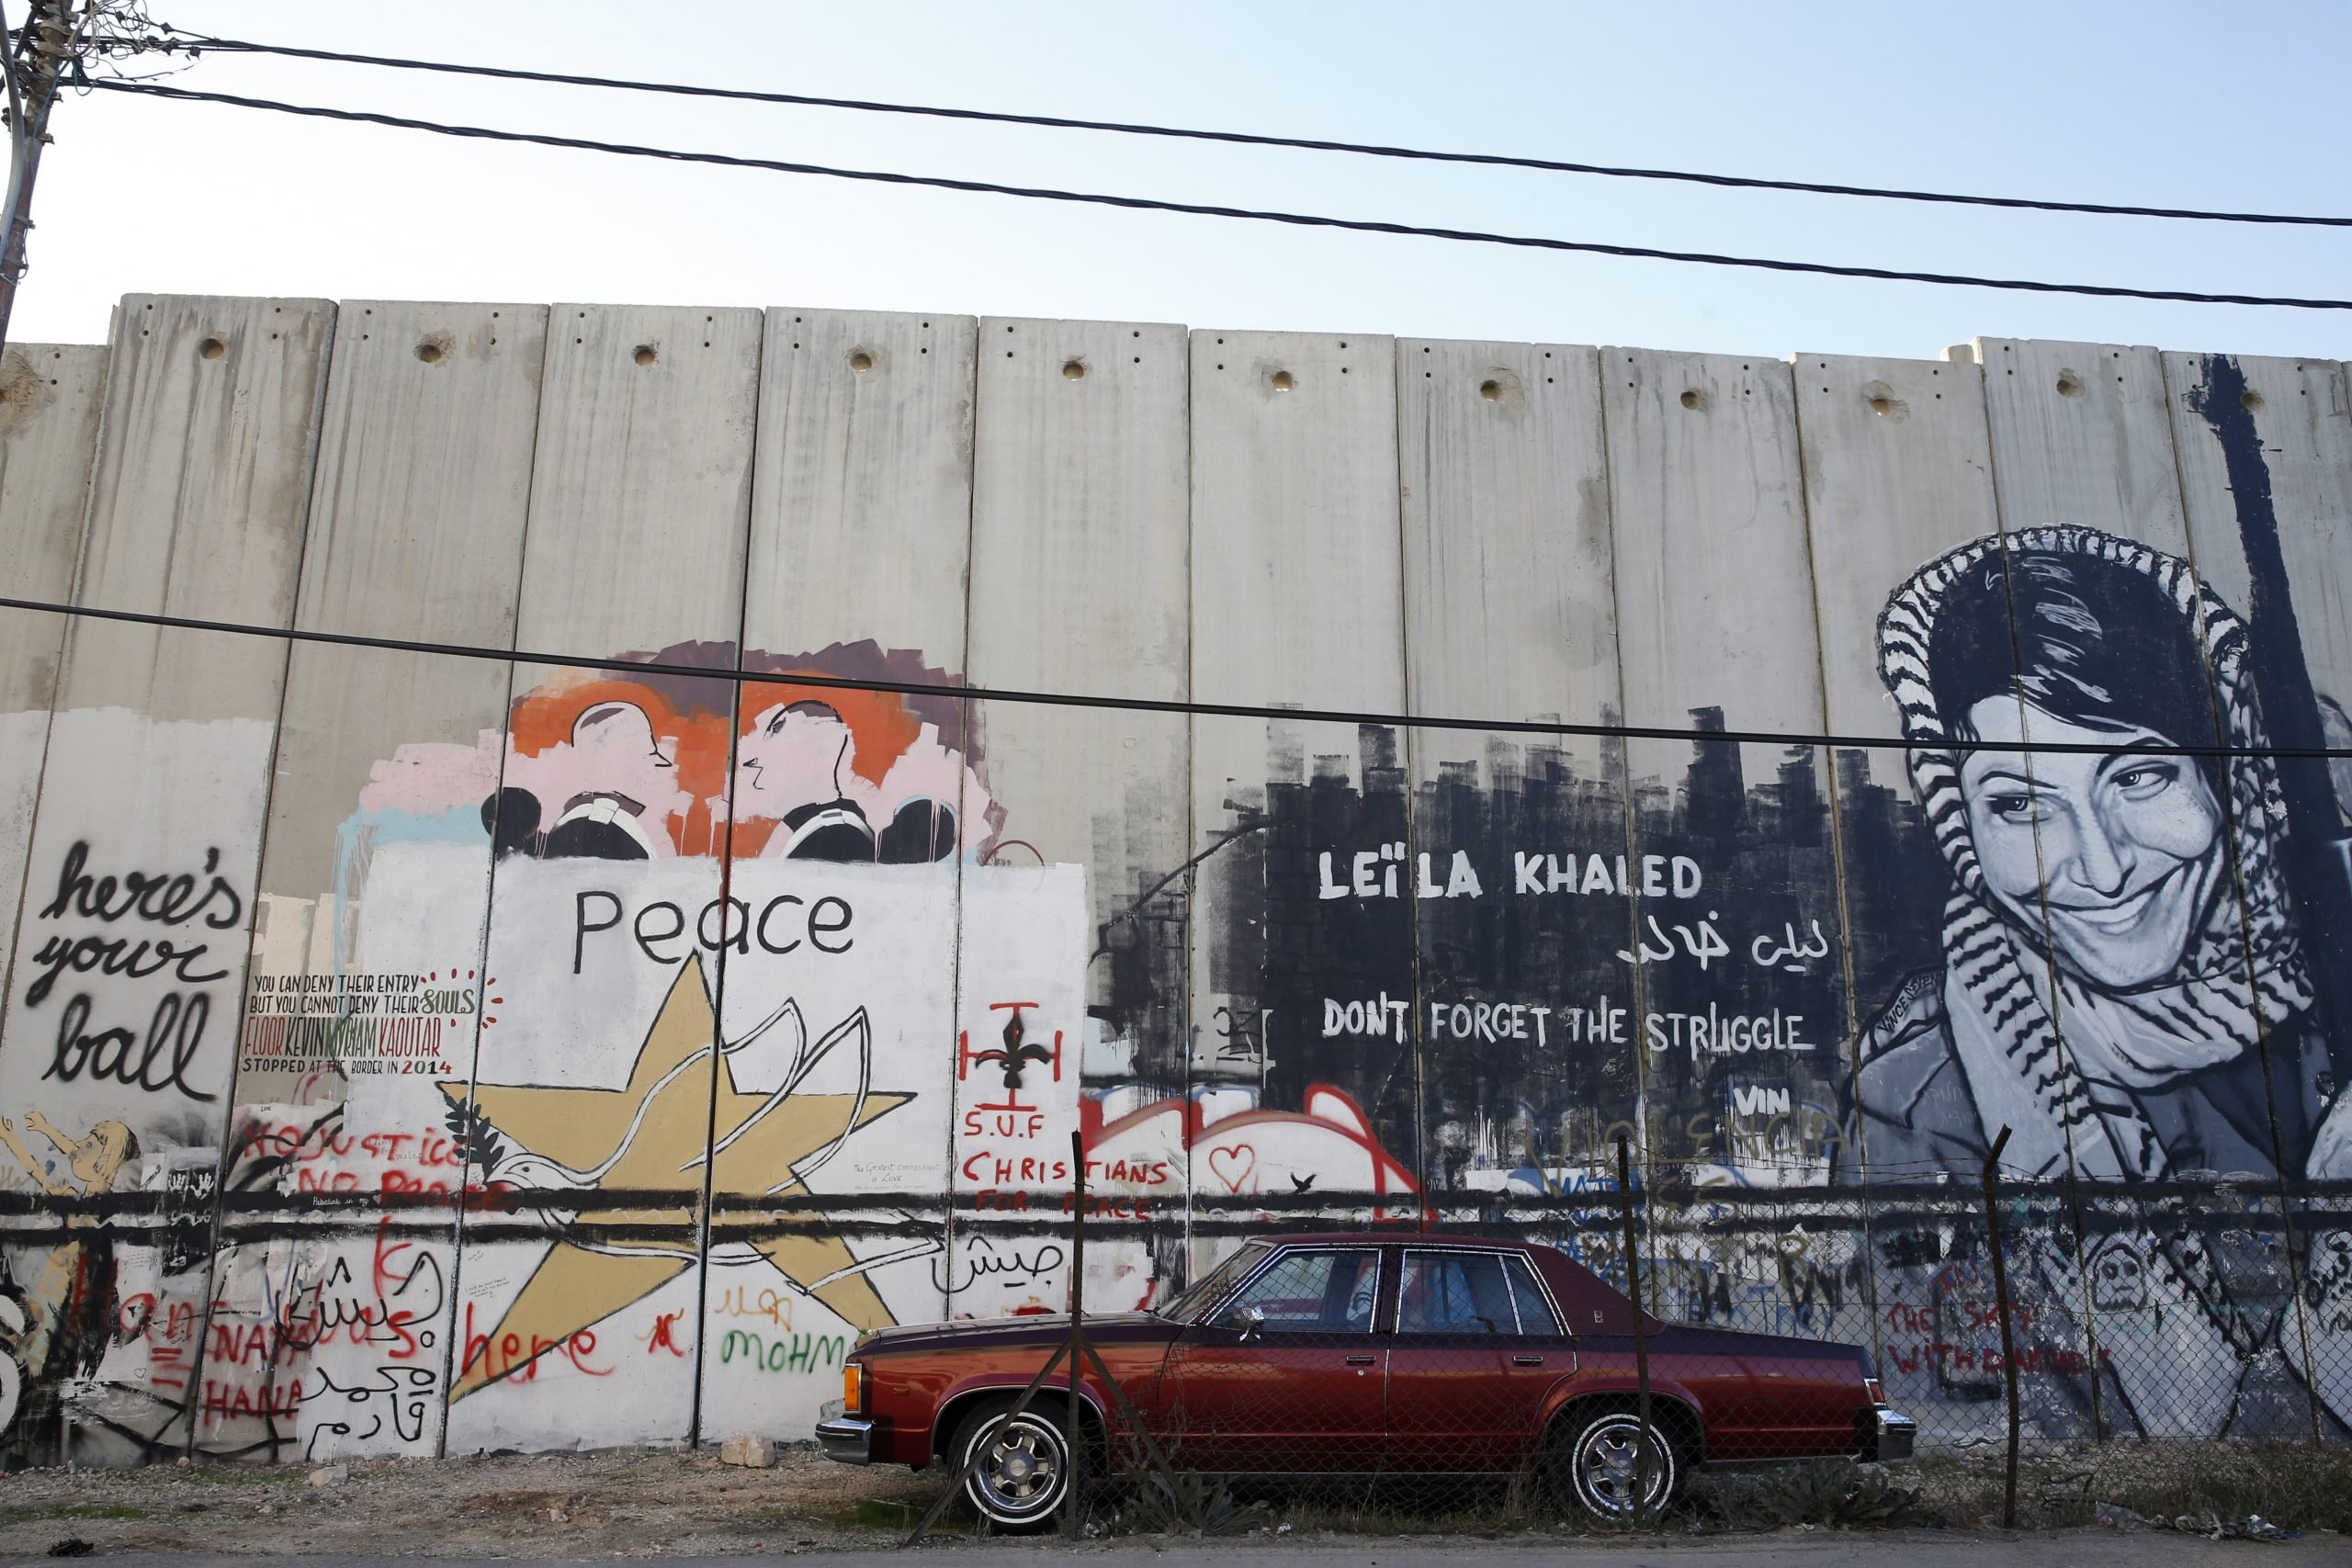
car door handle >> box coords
[1345,1354,1377,1365]
[1512,1355,1544,1366]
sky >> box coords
[10,0,2352,364]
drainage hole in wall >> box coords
[850,350,875,372]
[1270,369,1295,391]
[2241,389,2265,412]
[1679,389,1703,410]
[2056,372,2083,397]
[198,337,225,359]
[1063,359,1085,379]
[416,342,443,365]
[634,344,658,367]
[1479,379,1500,400]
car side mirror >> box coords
[1222,1303,1265,1341]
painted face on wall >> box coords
[570,701,677,803]
[1958,696,2224,990]
[737,702,854,810]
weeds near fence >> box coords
[1907,1441,2352,1534]
[1057,1444,2352,1540]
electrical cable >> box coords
[4,592,2346,762]
[86,79,2352,311]
[160,28,2352,231]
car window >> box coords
[1396,1251,1523,1335]
[1161,1241,1272,1322]
[1224,1248,1381,1333]
[1503,1254,1559,1334]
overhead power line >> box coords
[5,594,2347,761]
[163,28,2352,231]
[88,80,2352,311]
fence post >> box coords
[1615,1134,1652,1531]
[1979,1124,2018,1530]
[1064,1129,1088,1538]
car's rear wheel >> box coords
[1553,1406,1679,1523]
[950,1396,1072,1531]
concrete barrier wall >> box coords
[0,298,2347,1462]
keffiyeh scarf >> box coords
[1877,526,2312,1179]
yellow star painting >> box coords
[439,954,908,1401]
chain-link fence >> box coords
[887,1131,2352,1541]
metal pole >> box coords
[1062,1128,1087,1538]
[0,1,71,353]
[1616,1134,1652,1531]
[1980,1125,2018,1531]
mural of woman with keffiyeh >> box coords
[1854,525,2352,1438]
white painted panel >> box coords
[1397,338,1631,1201]
[1189,331,1401,715]
[694,857,975,1438]
[944,865,1090,1318]
[1602,348,1849,1192]
[745,309,977,664]
[221,302,549,1462]
[1606,349,1826,768]
[1795,353,1999,793]
[458,304,760,1453]
[962,318,1190,1314]
[1976,336,2187,548]
[0,343,105,701]
[0,295,334,1463]
[73,298,331,625]
[968,321,1186,706]
[1401,340,1617,739]
[514,304,762,655]
[1186,330,1411,1276]
[0,343,106,1054]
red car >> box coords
[817,1233,1914,1528]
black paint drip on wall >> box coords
[2186,355,2352,1094]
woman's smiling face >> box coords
[1959,696,2224,989]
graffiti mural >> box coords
[1861,528,2335,1183]
[1,311,2348,1471]
[3,565,2346,1459]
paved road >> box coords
[80,1529,2346,1566]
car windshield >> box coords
[1155,1241,1273,1323]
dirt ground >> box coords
[0,1447,944,1558]
[0,1443,2345,1558]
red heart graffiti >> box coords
[1207,1143,1256,1193]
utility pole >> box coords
[0,1,77,353]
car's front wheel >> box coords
[950,1396,1073,1531]
[1553,1406,1679,1523]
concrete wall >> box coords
[0,299,2347,1462]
